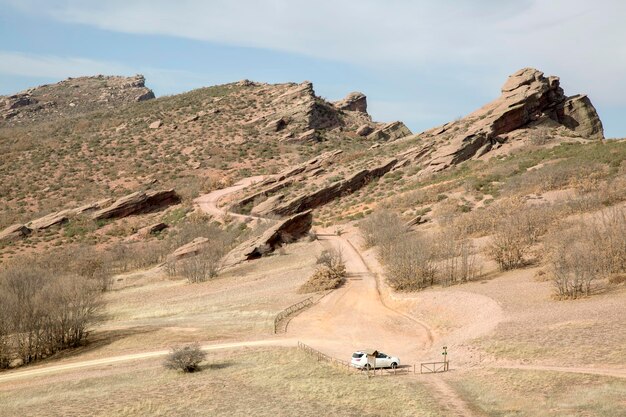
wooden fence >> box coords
[419,361,449,373]
[297,341,447,377]
[273,297,313,334]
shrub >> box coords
[0,259,103,368]
[546,207,625,299]
[300,248,346,293]
[435,230,480,285]
[163,343,206,373]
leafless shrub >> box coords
[300,248,346,293]
[359,210,406,253]
[0,259,103,368]
[163,343,206,373]
[546,207,625,299]
[435,230,480,285]
[486,199,557,270]
[385,234,438,291]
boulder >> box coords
[356,124,374,137]
[265,117,288,132]
[294,129,318,142]
[0,224,31,243]
[168,237,209,261]
[149,120,162,129]
[333,92,368,113]
[92,189,181,221]
[139,222,169,236]
[556,95,604,139]
[224,210,313,265]
[29,210,70,231]
[367,121,412,141]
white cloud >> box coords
[4,0,625,106]
[0,51,133,79]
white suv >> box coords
[351,350,400,369]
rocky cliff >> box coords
[401,68,604,172]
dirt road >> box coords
[289,233,432,363]
[193,175,265,222]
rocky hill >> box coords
[0,75,155,125]
[227,68,606,218]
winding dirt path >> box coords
[193,175,265,222]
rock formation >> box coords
[367,121,412,141]
[267,158,397,216]
[1,74,155,125]
[224,210,313,265]
[0,224,31,243]
[28,210,71,231]
[92,189,181,221]
[168,237,209,261]
[401,68,604,173]
[333,92,368,113]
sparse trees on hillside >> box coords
[547,207,626,299]
[0,259,102,368]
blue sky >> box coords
[1,0,624,137]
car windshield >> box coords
[352,352,364,358]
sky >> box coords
[0,0,624,137]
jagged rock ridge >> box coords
[0,74,155,125]
[401,68,604,173]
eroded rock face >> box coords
[0,224,31,243]
[29,210,71,231]
[333,92,367,113]
[356,124,374,136]
[268,158,397,216]
[92,190,181,221]
[224,210,313,265]
[401,68,604,173]
[367,121,412,141]
[233,150,343,212]
[556,95,604,139]
[168,237,209,261]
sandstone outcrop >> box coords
[28,210,71,231]
[356,124,374,136]
[367,121,412,141]
[0,224,31,243]
[268,158,397,216]
[224,210,313,265]
[401,68,605,173]
[1,74,155,126]
[233,150,343,211]
[168,237,209,261]
[139,222,169,236]
[92,190,181,221]
[333,92,367,113]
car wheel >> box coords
[391,362,397,369]
[364,364,371,370]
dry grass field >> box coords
[0,348,451,417]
